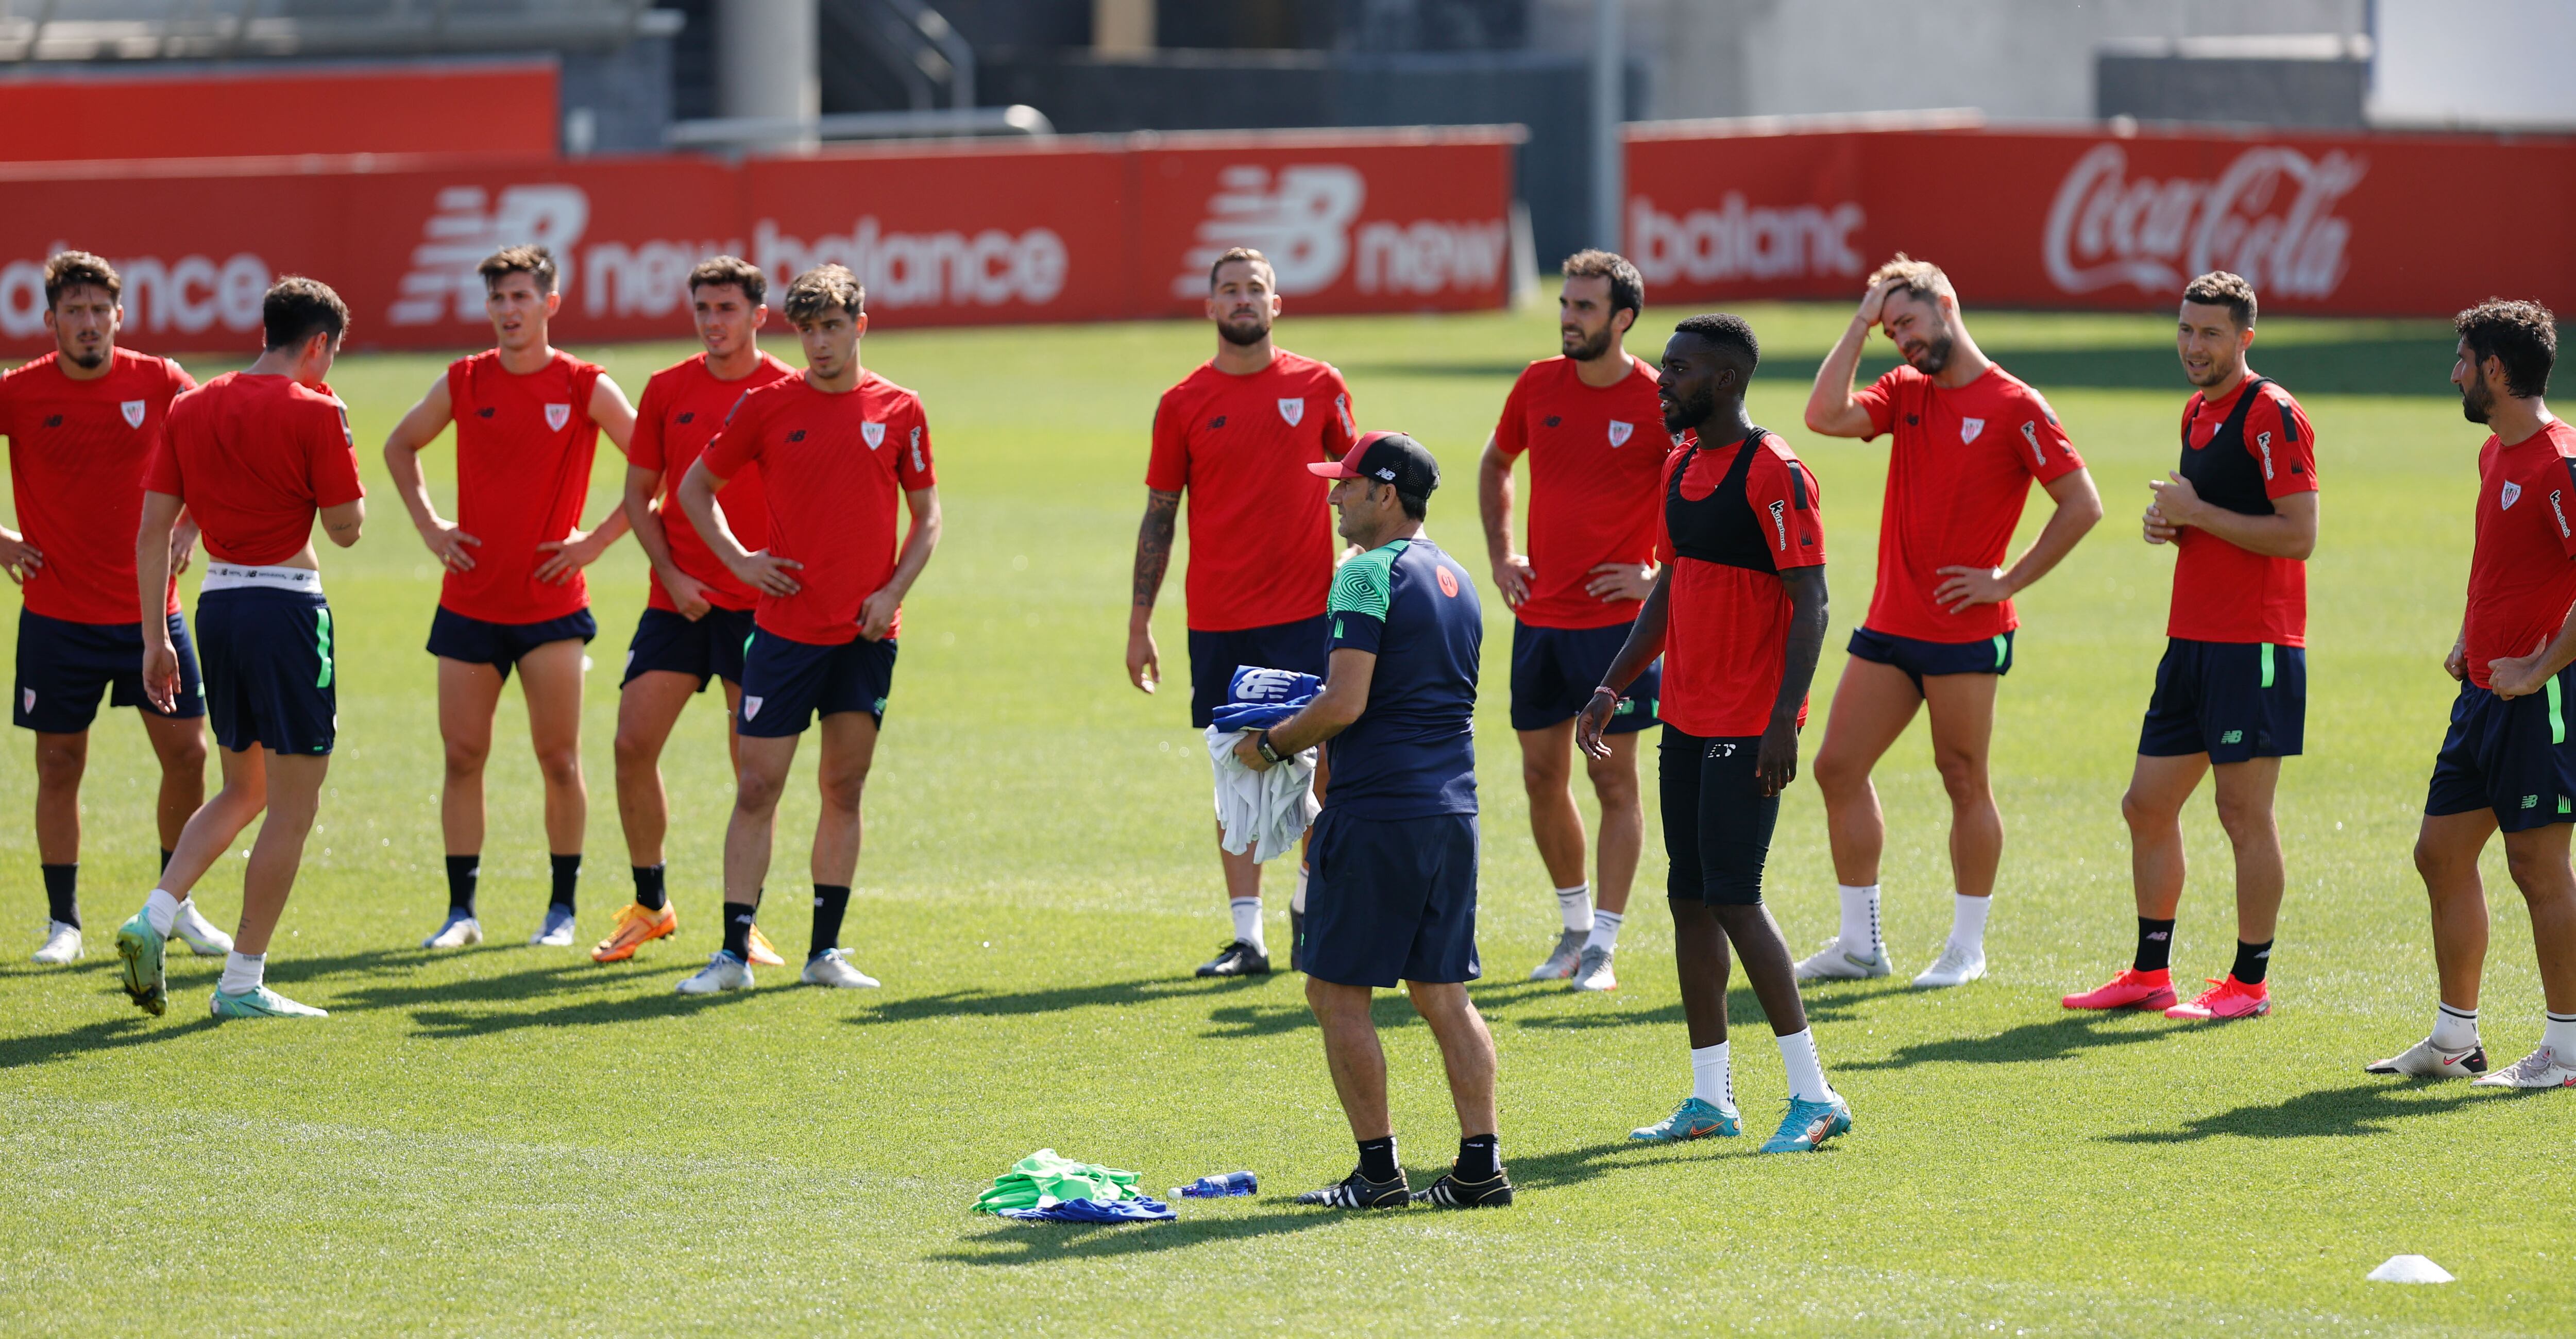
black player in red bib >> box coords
[2066,273,2318,1022]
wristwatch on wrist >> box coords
[1256,733,1285,765]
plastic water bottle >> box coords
[1171,1172,1257,1198]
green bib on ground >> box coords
[972,1149,1143,1213]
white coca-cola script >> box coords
[2043,143,2365,300]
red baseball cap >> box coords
[1309,430,1442,498]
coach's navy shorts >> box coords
[14,611,205,733]
[1301,808,1481,988]
[1510,619,1661,734]
[199,587,336,756]
[2425,670,2576,833]
[739,628,895,737]
[1186,615,1329,730]
[427,605,597,682]
[622,605,754,691]
[2139,638,2305,764]
[1849,625,2014,693]
[1661,728,1778,905]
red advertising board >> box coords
[0,129,1516,354]
[1624,123,2576,318]
[0,60,557,164]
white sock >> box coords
[1948,893,1991,954]
[1584,909,1624,954]
[2431,1002,2479,1051]
[1837,883,1882,954]
[1229,896,1265,953]
[2545,1011,2576,1058]
[1291,861,1309,915]
[1555,884,1593,934]
[143,889,182,938]
[218,952,265,995]
[1776,1027,1835,1104]
[1689,1041,1736,1115]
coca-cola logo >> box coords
[2044,143,2364,299]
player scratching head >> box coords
[783,264,867,392]
[1558,248,1643,364]
[1206,246,1280,368]
[2452,298,2555,429]
[479,244,561,358]
[1864,253,1991,387]
[1315,430,1440,551]
[257,276,349,385]
[41,251,122,379]
[690,254,768,371]
[2178,270,2258,392]
[1658,313,1760,440]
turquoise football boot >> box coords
[208,986,329,1020]
[114,910,167,1017]
[1629,1095,1740,1143]
[1759,1095,1853,1153]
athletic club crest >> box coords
[1278,398,1305,427]
[2502,480,2523,510]
[544,403,571,431]
[120,400,146,428]
[862,421,887,450]
[742,696,763,720]
[1960,417,1986,444]
[1607,420,1634,447]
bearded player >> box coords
[1802,256,2102,989]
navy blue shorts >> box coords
[622,605,755,691]
[1509,619,1661,734]
[198,587,336,756]
[1848,625,2014,693]
[2138,638,2306,763]
[1301,808,1481,988]
[1660,729,1778,905]
[1186,615,1330,730]
[427,605,597,682]
[13,610,205,733]
[738,629,895,738]
[2425,671,2576,832]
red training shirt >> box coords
[1145,350,1357,632]
[1492,352,1669,630]
[1652,433,1827,737]
[0,348,194,623]
[2169,376,2319,646]
[437,349,605,624]
[1852,364,2083,642]
[145,373,363,567]
[700,370,935,646]
[2461,419,2576,691]
[632,351,793,613]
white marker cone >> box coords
[2367,1255,2454,1284]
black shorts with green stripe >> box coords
[1848,625,2013,694]
[2138,637,2305,764]
[198,586,337,756]
[2427,668,2576,833]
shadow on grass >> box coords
[0,1012,221,1069]
[2103,1079,2489,1143]
[845,972,1275,1029]
[1513,979,1908,1032]
[1837,1010,2175,1072]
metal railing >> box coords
[665,103,1052,150]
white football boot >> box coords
[170,900,233,957]
[421,910,483,950]
[2471,1046,2576,1089]
[2363,1035,2487,1079]
[31,920,82,964]
[1569,945,1618,993]
[677,951,753,994]
[800,948,880,989]
[1794,935,1892,982]
[1910,940,1987,989]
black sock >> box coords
[41,863,77,929]
[550,853,581,912]
[1356,1135,1398,1183]
[158,848,173,874]
[1455,1133,1500,1181]
[810,884,850,961]
[721,903,757,961]
[2133,917,2176,973]
[632,864,668,912]
[2231,938,2274,986]
[445,855,480,917]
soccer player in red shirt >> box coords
[1480,249,1665,993]
[670,264,941,994]
[2367,300,2576,1090]
[1578,314,1849,1154]
[0,251,231,966]
[383,245,636,952]
[1128,245,1357,977]
[1802,256,2103,988]
[2065,273,2319,1023]
[113,277,365,1020]
[592,255,795,967]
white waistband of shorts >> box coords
[200,563,324,595]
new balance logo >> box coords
[677,412,695,424]
[476,406,496,418]
[2554,488,2570,538]
[1210,415,1227,429]
[2523,794,2541,810]
[41,414,60,428]
[787,430,806,443]
[391,184,589,327]
[2221,730,2244,744]
[1768,499,1788,550]
[1543,415,1562,428]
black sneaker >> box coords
[1289,908,1305,973]
[1412,1168,1514,1209]
[1195,939,1270,977]
[1295,1167,1410,1209]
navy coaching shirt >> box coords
[1319,535,1482,819]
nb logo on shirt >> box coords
[41,414,61,428]
[787,430,806,443]
[1543,415,1562,428]
[677,412,696,424]
[476,406,496,419]
[1210,416,1227,429]
[1767,500,1788,550]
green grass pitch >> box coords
[3,301,2570,1336]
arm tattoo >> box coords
[1132,489,1181,609]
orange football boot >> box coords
[747,925,787,967]
[591,902,679,962]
